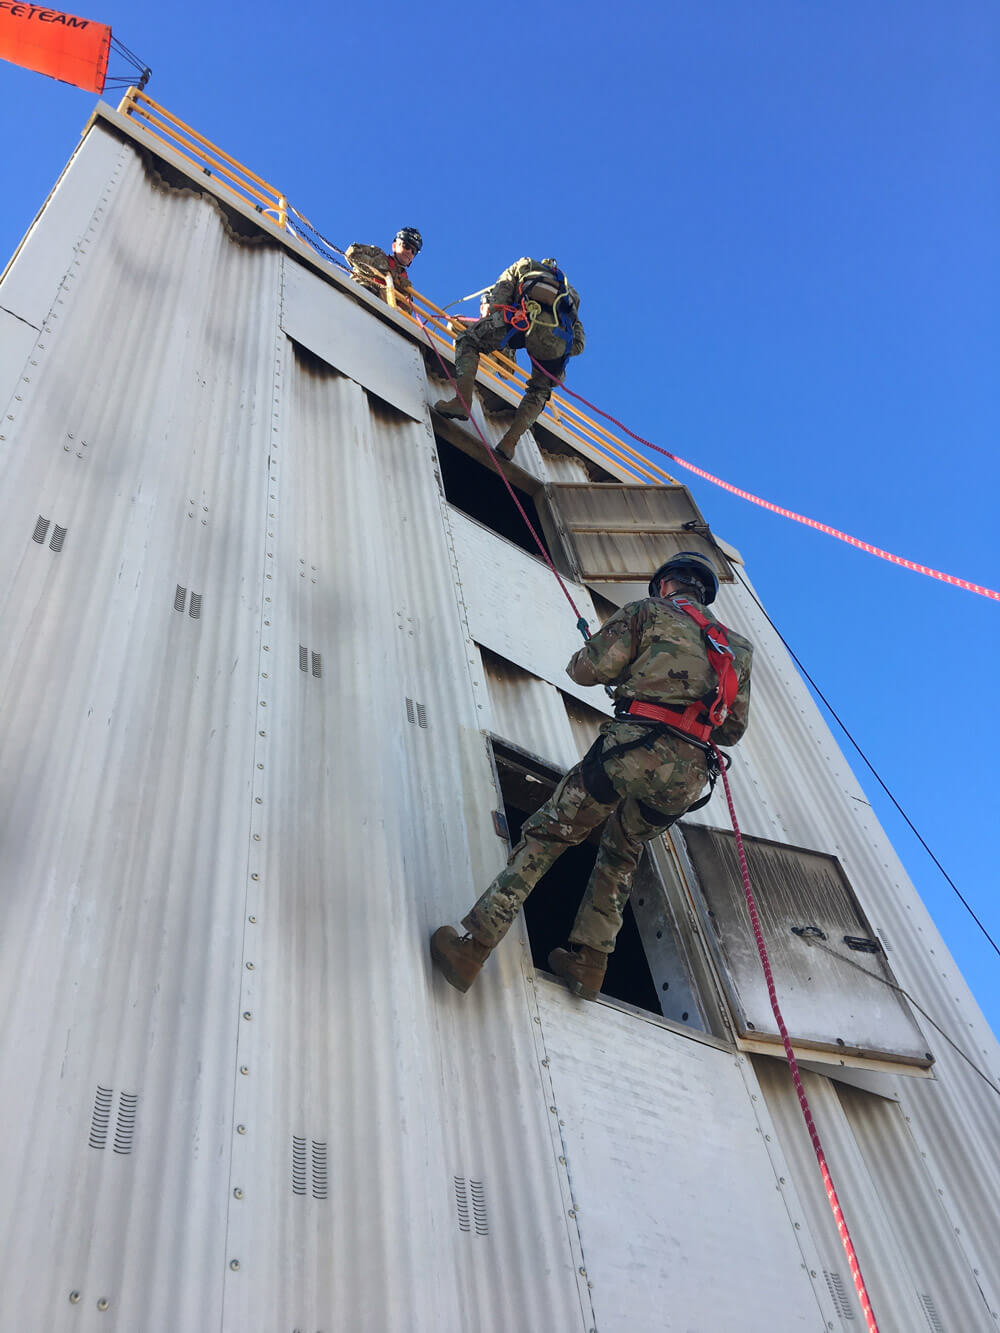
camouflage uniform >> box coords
[464,594,753,953]
[344,243,414,312]
[455,257,585,435]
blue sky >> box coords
[2,2,998,1038]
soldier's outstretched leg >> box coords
[434,339,479,419]
[456,765,617,952]
[553,798,670,1002]
[435,311,509,420]
[495,357,560,459]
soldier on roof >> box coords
[345,227,422,313]
[435,257,585,461]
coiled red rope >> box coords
[712,742,881,1331]
[529,356,998,603]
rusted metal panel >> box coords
[677,826,933,1067]
[548,481,726,581]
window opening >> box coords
[490,740,702,1024]
[435,432,556,564]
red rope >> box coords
[711,742,881,1332]
[528,356,999,604]
[418,320,591,639]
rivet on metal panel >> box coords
[240,1066,249,1075]
[65,445,71,452]
[794,1222,801,1230]
[264,620,271,626]
[253,835,261,842]
[550,1106,557,1114]
[534,1017,541,1024]
[568,1209,576,1217]
[97,1298,109,1311]
[246,962,254,971]
[265,597,271,603]
[201,520,207,526]
[243,1011,252,1020]
[780,1177,786,1184]
[261,673,269,680]
[558,1155,566,1164]
[765,1134,771,1141]
[255,797,263,804]
[229,1260,240,1271]
[188,512,194,517]
[237,1124,247,1135]
[249,915,257,924]
[69,1292,81,1304]
[234,1187,243,1198]
[559,1120,564,1126]
[541,1057,549,1066]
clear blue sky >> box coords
[2,2,998,1037]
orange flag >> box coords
[0,2,110,94]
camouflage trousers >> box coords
[455,311,567,425]
[463,726,709,954]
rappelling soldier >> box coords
[345,227,423,313]
[434,257,585,461]
[430,552,754,1002]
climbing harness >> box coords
[493,263,578,356]
[714,747,880,1332]
[621,596,739,743]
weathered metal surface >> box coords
[678,824,933,1065]
[280,255,426,420]
[548,481,724,581]
[448,506,612,715]
[535,980,824,1331]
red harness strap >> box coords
[625,598,739,743]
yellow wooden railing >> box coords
[117,87,677,485]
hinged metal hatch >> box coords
[676,824,934,1072]
[546,483,731,584]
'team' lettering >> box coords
[0,2,90,25]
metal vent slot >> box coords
[49,524,67,553]
[453,1176,470,1232]
[416,702,428,729]
[113,1092,138,1155]
[292,1137,308,1195]
[88,1085,113,1150]
[823,1270,855,1321]
[188,592,202,620]
[470,1179,489,1235]
[919,1294,945,1333]
[406,697,416,725]
[173,585,187,612]
[311,1141,328,1199]
[299,645,308,673]
[311,651,322,679]
[32,515,51,545]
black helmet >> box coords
[648,551,719,604]
[395,227,423,254]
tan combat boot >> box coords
[548,944,607,1001]
[434,363,477,420]
[495,397,543,460]
[430,925,492,993]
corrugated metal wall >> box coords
[0,105,997,1333]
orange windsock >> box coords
[0,2,110,94]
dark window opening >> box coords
[435,432,556,563]
[492,742,693,1020]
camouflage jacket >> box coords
[566,595,753,746]
[344,244,413,310]
[486,257,585,357]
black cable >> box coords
[732,565,1000,961]
[803,936,1000,1099]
